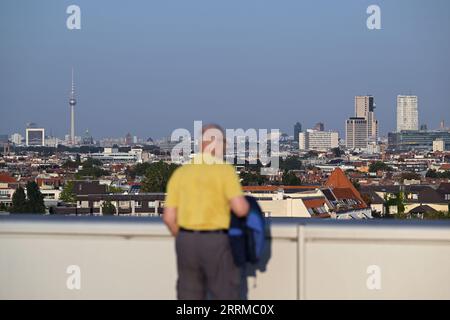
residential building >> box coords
[360,184,450,215]
[0,173,18,209]
[294,122,302,142]
[355,95,378,142]
[346,117,368,150]
[10,133,23,145]
[299,130,339,151]
[397,95,418,131]
[433,139,445,152]
[313,122,324,131]
[90,147,143,163]
[54,193,165,216]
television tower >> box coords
[69,68,77,145]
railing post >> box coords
[155,200,160,215]
[131,200,136,215]
[298,224,306,300]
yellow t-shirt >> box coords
[165,153,243,230]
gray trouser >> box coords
[175,230,240,300]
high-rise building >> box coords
[346,117,368,150]
[82,129,94,145]
[294,122,302,142]
[10,133,23,145]
[299,130,339,151]
[45,136,61,148]
[397,95,418,132]
[69,68,77,145]
[313,122,325,131]
[388,130,450,151]
[26,128,45,146]
[125,133,133,146]
[433,139,445,152]
[355,95,378,143]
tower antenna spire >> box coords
[69,67,77,145]
[71,67,75,98]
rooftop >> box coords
[1,215,450,299]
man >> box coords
[163,124,249,300]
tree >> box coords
[107,185,123,193]
[400,171,421,182]
[0,202,7,212]
[141,161,179,192]
[10,186,27,213]
[369,161,392,173]
[60,181,76,204]
[101,201,116,215]
[279,156,302,171]
[383,192,406,218]
[395,191,406,216]
[75,157,108,179]
[240,171,269,186]
[82,157,103,167]
[62,159,78,169]
[126,162,152,178]
[425,169,450,179]
[25,181,46,213]
[425,169,438,178]
[352,180,361,191]
[331,147,343,157]
[383,193,390,215]
[64,154,82,169]
[282,171,302,185]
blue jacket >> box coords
[229,196,266,267]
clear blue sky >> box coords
[1,0,449,139]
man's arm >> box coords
[230,195,249,218]
[163,207,179,236]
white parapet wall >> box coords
[0,216,450,299]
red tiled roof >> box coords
[303,198,326,209]
[0,173,17,183]
[332,188,358,200]
[440,164,450,171]
[313,212,331,219]
[128,182,142,186]
[325,168,367,208]
[243,185,319,192]
[332,188,367,209]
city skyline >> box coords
[1,0,450,139]
[2,0,450,304]
[4,89,450,145]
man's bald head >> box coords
[200,123,226,158]
[201,123,224,137]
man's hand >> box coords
[230,196,249,217]
[163,207,179,236]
